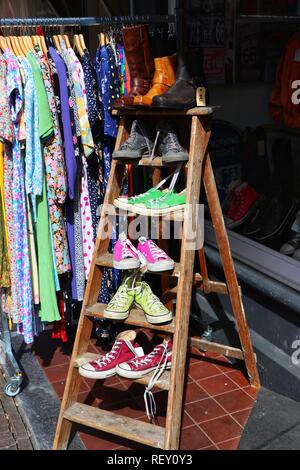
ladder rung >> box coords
[84,304,175,333]
[112,106,218,116]
[103,205,184,221]
[115,157,188,168]
[74,353,171,391]
[63,402,165,449]
[95,253,181,277]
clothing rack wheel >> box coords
[53,107,260,451]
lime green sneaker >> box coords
[104,276,136,320]
[114,187,166,211]
[134,190,186,216]
[134,281,173,324]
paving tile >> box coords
[199,444,218,450]
[198,374,238,397]
[179,424,212,450]
[226,369,251,388]
[35,348,71,368]
[185,397,226,424]
[52,379,88,399]
[182,411,195,428]
[217,437,241,450]
[77,390,99,407]
[183,381,209,403]
[214,389,254,414]
[200,415,243,444]
[93,384,130,406]
[78,429,125,450]
[188,361,222,381]
[243,386,259,399]
[213,358,237,374]
[44,363,71,383]
[231,408,252,427]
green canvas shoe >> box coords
[134,281,173,324]
[114,187,166,211]
[104,276,136,320]
[134,190,186,216]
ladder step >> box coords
[103,205,184,221]
[85,304,175,333]
[116,157,188,168]
[74,353,170,391]
[64,402,165,449]
[95,253,181,277]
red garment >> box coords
[269,33,300,128]
[52,292,68,343]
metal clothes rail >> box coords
[0,15,176,27]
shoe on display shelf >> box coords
[103,275,137,320]
[112,120,154,160]
[156,120,189,163]
[116,337,172,379]
[134,281,173,324]
[280,233,300,256]
[137,237,175,272]
[79,330,144,380]
[113,233,143,270]
[253,194,299,244]
[134,55,177,107]
[114,187,167,211]
[225,182,259,230]
[133,189,186,216]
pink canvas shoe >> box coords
[113,233,141,270]
[116,337,172,379]
[79,330,144,379]
[137,237,175,272]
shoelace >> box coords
[122,121,138,149]
[93,339,137,368]
[143,342,171,420]
[108,285,132,309]
[148,241,168,261]
[139,284,166,312]
[163,130,182,153]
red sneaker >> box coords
[226,183,259,229]
[116,337,172,379]
[79,330,144,379]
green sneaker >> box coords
[134,281,173,324]
[134,190,186,216]
[114,187,166,211]
[104,276,136,320]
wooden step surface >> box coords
[84,303,175,333]
[95,252,181,277]
[112,106,219,116]
[75,352,170,391]
[115,157,188,168]
[103,205,184,221]
[63,402,165,449]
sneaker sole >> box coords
[116,362,172,379]
[113,259,141,270]
[103,309,130,320]
[132,205,185,216]
[79,366,117,380]
[146,260,175,272]
[162,154,189,163]
[134,302,173,324]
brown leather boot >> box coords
[133,54,177,107]
[113,25,154,109]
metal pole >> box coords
[0,15,176,27]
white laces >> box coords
[94,339,138,367]
[139,238,168,261]
[119,233,147,267]
[143,342,171,420]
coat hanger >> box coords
[0,36,7,53]
[53,33,61,52]
[99,32,105,47]
[73,34,84,57]
[12,35,24,57]
[63,34,71,49]
[79,33,86,51]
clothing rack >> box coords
[0,15,176,28]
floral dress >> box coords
[34,49,71,275]
[4,50,34,344]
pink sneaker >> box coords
[113,233,141,270]
[137,237,175,272]
[79,330,144,379]
[116,337,172,379]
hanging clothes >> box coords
[4,49,34,344]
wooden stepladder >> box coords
[53,107,260,451]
